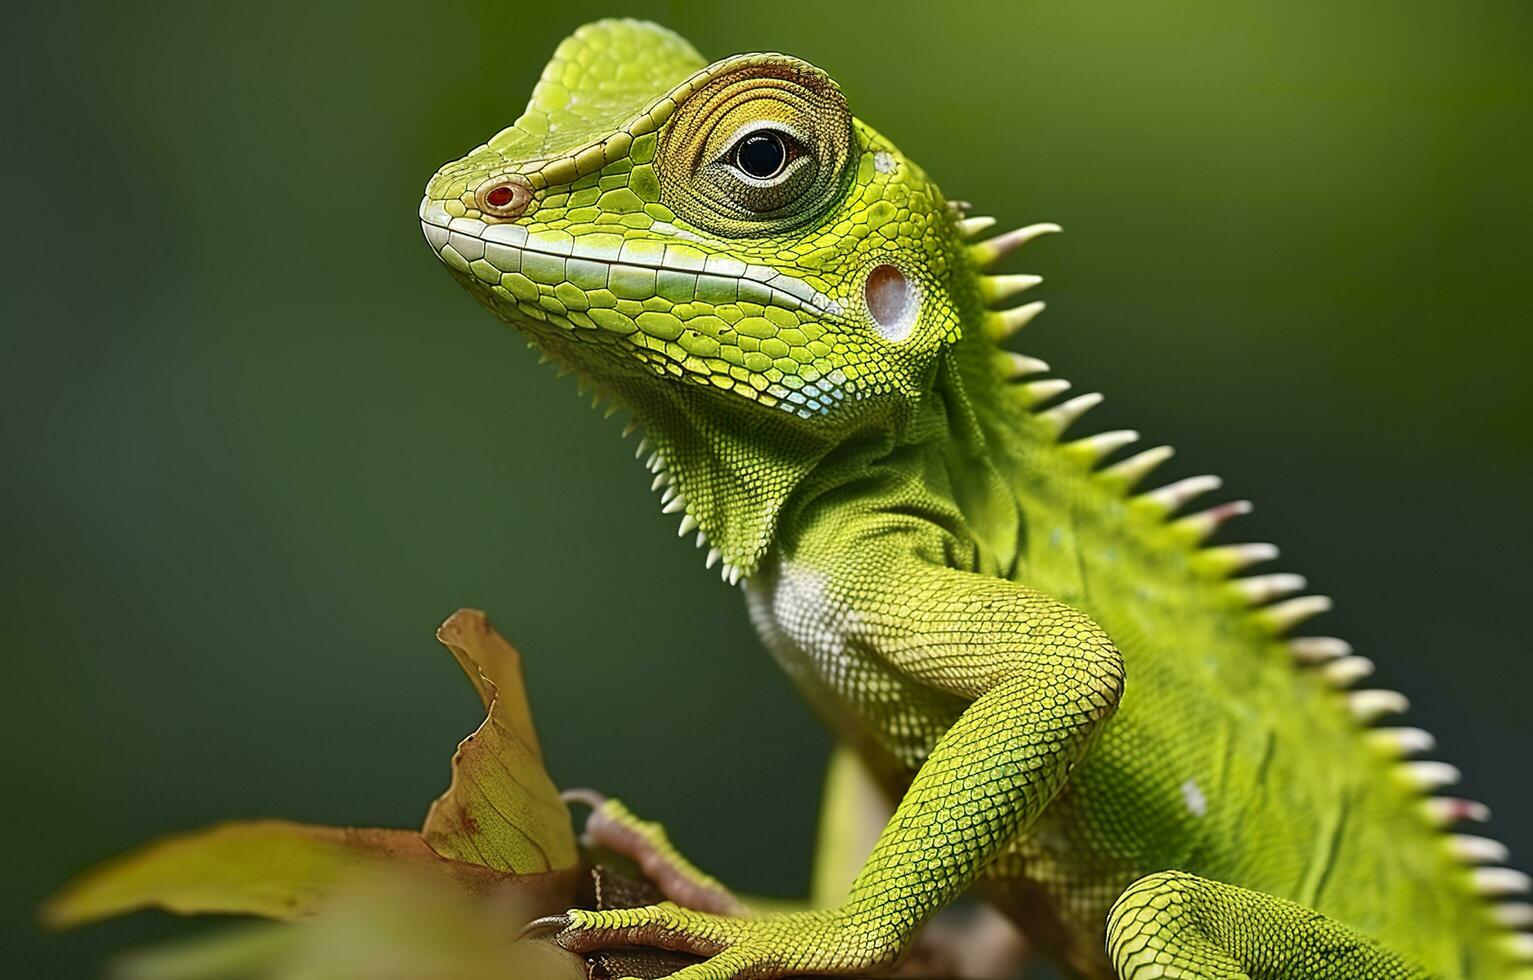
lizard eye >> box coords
[476,177,532,218]
[657,59,853,237]
[730,130,795,181]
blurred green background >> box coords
[6,1,1531,975]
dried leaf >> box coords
[421,610,577,873]
[109,871,590,980]
[273,870,587,980]
[45,609,580,948]
[44,822,443,927]
[436,609,541,761]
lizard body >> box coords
[422,20,1531,979]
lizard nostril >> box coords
[477,177,533,218]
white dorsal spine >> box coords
[1199,542,1279,574]
[958,215,997,238]
[1039,392,1103,435]
[981,273,1044,306]
[1016,378,1071,407]
[1065,429,1140,465]
[1320,655,1375,687]
[985,300,1048,340]
[1348,689,1411,722]
[1423,797,1492,826]
[1401,760,1461,791]
[1229,573,1308,605]
[1141,475,1223,515]
[1474,867,1532,896]
[1099,446,1175,490]
[1254,595,1332,633]
[1449,834,1512,865]
[1288,637,1353,663]
[1171,500,1253,541]
[969,222,1062,268]
[1366,727,1436,757]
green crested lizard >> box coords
[421,19,1532,980]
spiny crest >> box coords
[534,339,751,589]
[636,435,744,587]
[955,205,1060,345]
[963,206,1527,957]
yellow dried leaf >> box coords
[421,610,577,873]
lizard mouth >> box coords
[418,198,842,320]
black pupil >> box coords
[736,132,787,179]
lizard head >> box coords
[421,20,981,577]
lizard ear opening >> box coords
[866,264,920,343]
[656,57,854,237]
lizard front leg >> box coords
[1106,871,1433,979]
[533,520,1124,979]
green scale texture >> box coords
[423,19,1530,980]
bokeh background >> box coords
[7,1,1531,975]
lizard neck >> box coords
[763,348,1022,579]
[617,377,840,583]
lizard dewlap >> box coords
[423,18,1532,980]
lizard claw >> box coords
[560,787,609,811]
[519,913,572,941]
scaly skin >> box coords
[421,20,1533,979]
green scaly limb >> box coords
[421,19,1532,979]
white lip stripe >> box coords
[420,199,840,317]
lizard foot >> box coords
[563,789,747,916]
[530,902,900,980]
